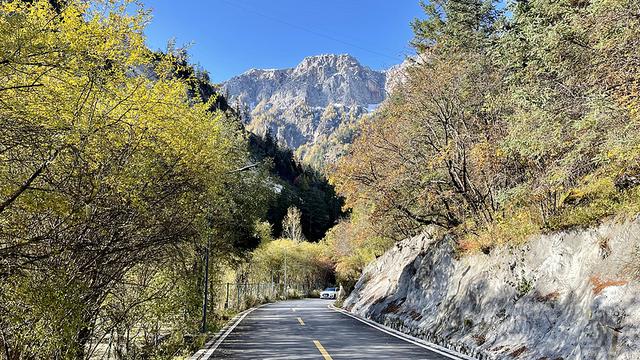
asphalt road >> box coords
[210,298,457,360]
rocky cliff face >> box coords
[222,54,402,154]
[344,219,640,359]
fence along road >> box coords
[208,282,313,311]
[198,298,465,360]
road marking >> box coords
[191,305,263,360]
[297,317,305,326]
[329,305,472,360]
[291,307,296,312]
[313,340,333,360]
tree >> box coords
[282,206,305,241]
[333,0,507,238]
[411,0,499,54]
[332,0,640,258]
[0,1,271,357]
[249,239,334,293]
[495,0,640,225]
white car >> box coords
[320,287,338,299]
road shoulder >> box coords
[329,304,476,360]
[189,304,266,360]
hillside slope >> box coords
[344,219,640,359]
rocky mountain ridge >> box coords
[222,54,404,161]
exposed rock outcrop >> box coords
[222,54,405,154]
[344,219,640,359]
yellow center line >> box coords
[313,340,333,360]
[297,317,305,326]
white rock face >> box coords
[344,219,640,359]
[222,54,406,150]
[383,58,412,94]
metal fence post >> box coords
[236,284,240,309]
[225,282,230,309]
[200,244,209,333]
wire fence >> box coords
[209,282,317,310]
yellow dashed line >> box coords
[297,317,305,326]
[313,340,333,360]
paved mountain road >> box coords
[204,299,461,360]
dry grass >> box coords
[534,291,560,303]
[380,298,405,314]
[597,235,612,259]
[458,209,540,254]
[472,334,486,345]
[457,174,640,257]
[590,275,628,295]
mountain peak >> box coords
[222,54,400,152]
[298,53,358,64]
[294,54,364,74]
[236,54,361,79]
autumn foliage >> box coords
[0,1,271,357]
[333,0,640,254]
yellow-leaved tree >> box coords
[0,0,271,358]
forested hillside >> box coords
[155,45,345,243]
[247,132,344,241]
[0,1,342,358]
[330,0,640,272]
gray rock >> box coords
[345,219,640,359]
[222,54,408,151]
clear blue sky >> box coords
[141,0,424,82]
